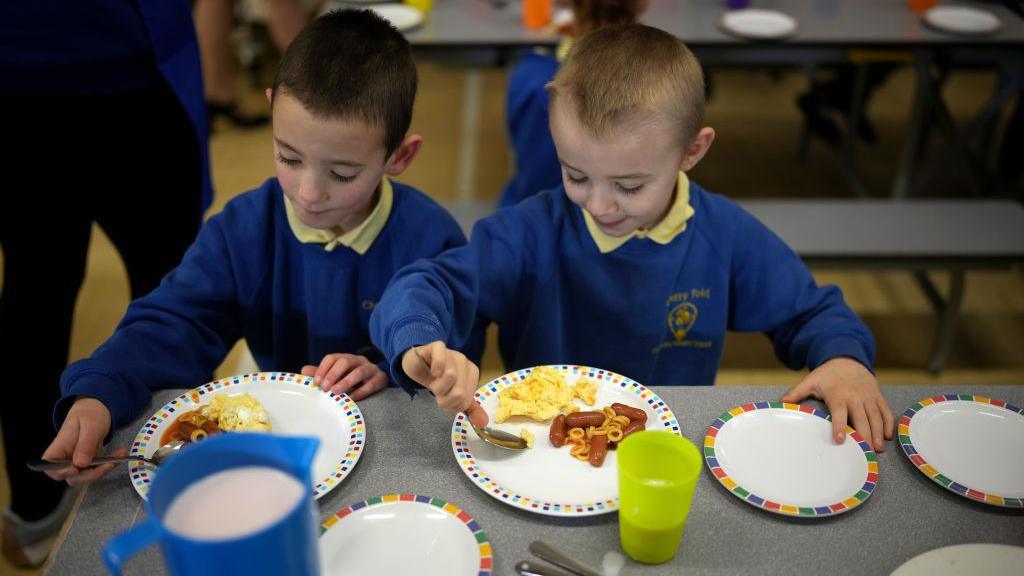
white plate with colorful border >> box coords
[891,543,1024,576]
[899,394,1024,508]
[129,372,366,500]
[704,402,878,517]
[451,365,681,517]
[319,494,492,576]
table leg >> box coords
[914,270,965,374]
[892,51,935,198]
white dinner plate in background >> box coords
[923,6,1001,36]
[720,9,798,40]
[369,4,424,32]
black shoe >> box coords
[206,100,270,129]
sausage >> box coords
[565,411,606,428]
[549,414,568,447]
[621,419,646,440]
[612,403,647,424]
[589,434,609,467]
[178,421,201,441]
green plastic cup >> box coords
[617,430,702,564]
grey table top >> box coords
[49,385,1024,575]
[403,0,1024,48]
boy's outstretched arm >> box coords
[371,207,534,425]
[727,205,892,452]
[781,357,894,452]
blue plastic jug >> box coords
[103,433,320,575]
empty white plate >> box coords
[899,395,1024,508]
[891,543,1024,576]
[369,3,424,32]
[924,6,1001,35]
[720,9,798,40]
[319,495,491,576]
[704,402,878,517]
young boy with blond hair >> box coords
[372,23,894,450]
[501,0,648,208]
[42,9,474,485]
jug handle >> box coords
[102,518,160,575]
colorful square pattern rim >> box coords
[899,394,1024,508]
[450,365,682,517]
[128,372,366,500]
[321,494,493,576]
[703,402,878,518]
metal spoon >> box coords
[412,347,528,450]
[27,440,185,472]
[529,541,603,576]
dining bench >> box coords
[443,199,1024,373]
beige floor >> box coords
[2,61,1023,575]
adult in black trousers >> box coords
[0,0,211,567]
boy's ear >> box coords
[265,88,273,105]
[384,134,423,176]
[679,127,716,172]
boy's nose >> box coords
[587,191,618,219]
[297,176,328,205]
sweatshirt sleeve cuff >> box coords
[55,369,143,438]
[808,336,875,375]
[384,319,447,397]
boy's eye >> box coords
[566,173,589,185]
[616,182,644,194]
[276,153,300,167]
[330,172,357,183]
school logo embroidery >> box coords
[652,289,712,354]
[668,302,698,341]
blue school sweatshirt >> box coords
[372,183,874,392]
[55,178,470,430]
[499,52,563,208]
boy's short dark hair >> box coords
[272,9,417,155]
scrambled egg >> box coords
[495,366,595,423]
[520,428,535,449]
[200,393,272,432]
[573,379,597,406]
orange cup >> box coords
[523,0,552,29]
[909,0,937,13]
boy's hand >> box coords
[400,340,488,428]
[40,397,125,486]
[301,353,389,401]
[781,357,894,453]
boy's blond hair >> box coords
[547,23,704,145]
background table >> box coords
[48,385,1024,575]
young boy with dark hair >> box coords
[42,8,472,485]
[372,23,894,451]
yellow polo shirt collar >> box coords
[556,37,573,62]
[583,171,694,254]
[284,177,393,254]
